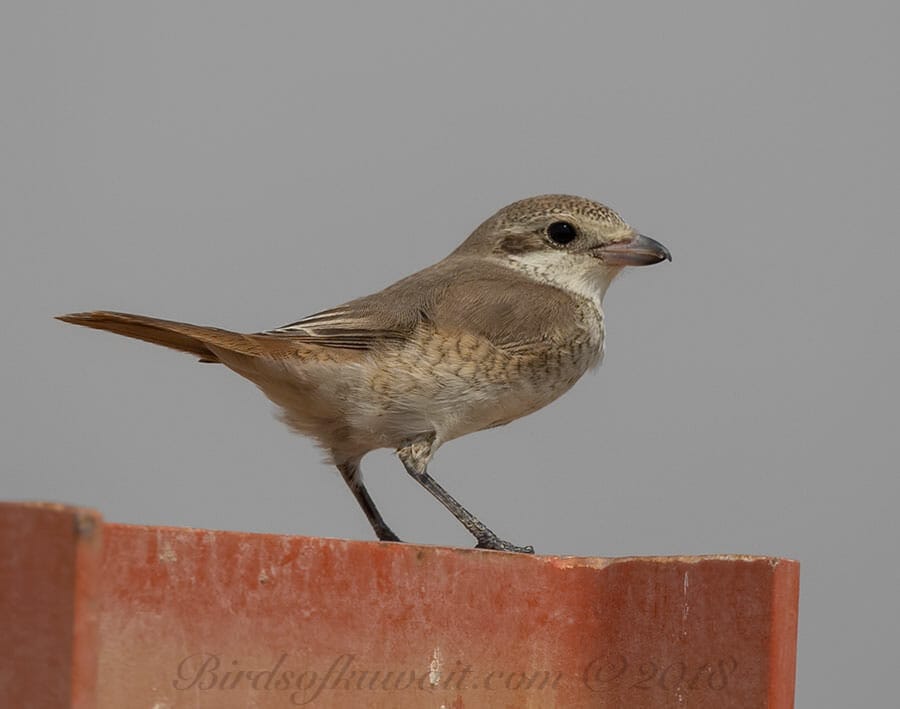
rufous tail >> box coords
[57,311,258,363]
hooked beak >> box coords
[596,233,672,266]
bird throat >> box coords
[498,251,614,314]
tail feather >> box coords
[57,311,246,363]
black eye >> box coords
[547,221,577,245]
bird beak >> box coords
[596,233,672,266]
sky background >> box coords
[3,2,898,706]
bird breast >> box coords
[353,304,605,447]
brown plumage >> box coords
[57,311,302,362]
[59,194,670,553]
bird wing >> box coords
[262,258,583,351]
[264,304,415,349]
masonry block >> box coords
[0,502,798,708]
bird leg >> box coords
[397,437,534,554]
[337,461,401,542]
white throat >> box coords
[498,251,614,312]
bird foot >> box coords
[475,535,535,554]
[375,526,403,543]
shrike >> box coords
[60,195,670,553]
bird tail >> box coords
[56,311,255,363]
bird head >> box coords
[455,194,671,301]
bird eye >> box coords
[546,221,577,245]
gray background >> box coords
[3,2,898,706]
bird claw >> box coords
[475,536,535,554]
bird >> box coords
[59,194,670,553]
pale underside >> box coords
[211,253,610,465]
